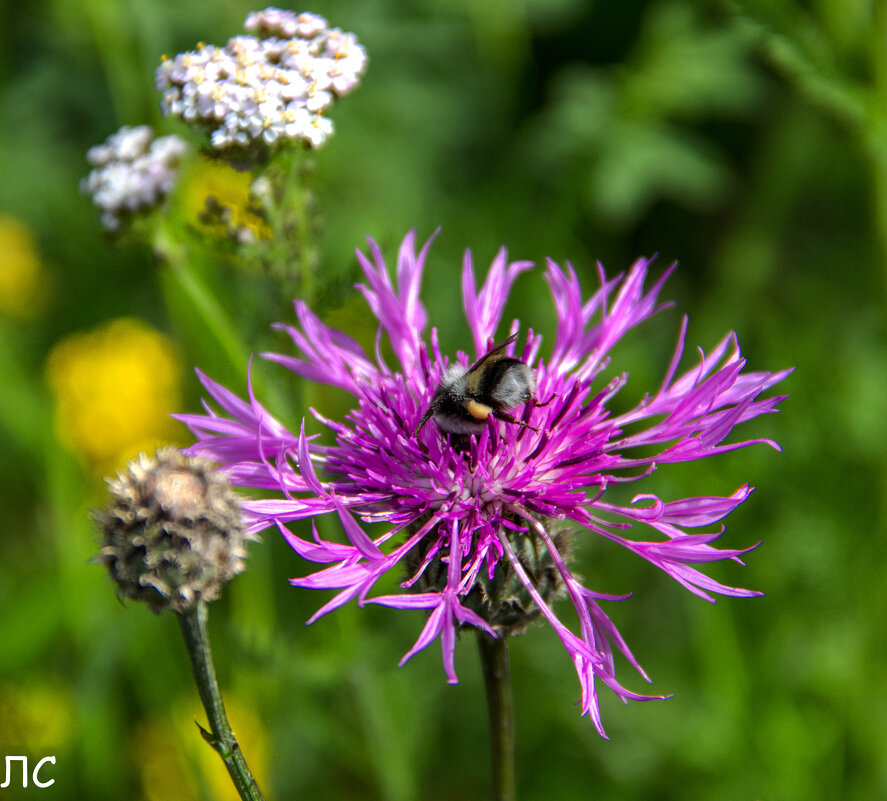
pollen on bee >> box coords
[464,399,492,420]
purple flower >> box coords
[178,230,791,737]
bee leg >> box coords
[493,409,538,433]
[533,394,556,408]
[414,407,434,437]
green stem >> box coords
[261,149,315,304]
[286,154,314,305]
[177,602,266,801]
[477,632,516,801]
[153,224,251,376]
[871,0,887,276]
[739,0,887,284]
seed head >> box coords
[96,448,255,613]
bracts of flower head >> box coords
[156,8,367,157]
[96,447,256,613]
[177,230,792,738]
[81,126,188,232]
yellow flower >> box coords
[0,215,50,318]
[0,682,73,754]
[183,160,271,243]
[131,718,200,801]
[46,318,184,470]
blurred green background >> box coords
[1,0,884,798]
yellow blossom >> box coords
[131,718,200,801]
[183,160,270,243]
[0,682,73,754]
[0,215,50,318]
[46,318,184,470]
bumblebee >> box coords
[415,332,537,438]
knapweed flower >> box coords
[81,125,188,232]
[178,231,790,736]
[156,8,367,155]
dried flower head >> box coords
[97,448,255,613]
[178,231,791,736]
[156,8,367,156]
[81,125,188,232]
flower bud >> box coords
[96,448,255,613]
[404,515,570,637]
[471,524,570,635]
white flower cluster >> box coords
[156,8,367,152]
[81,126,188,232]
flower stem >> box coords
[257,149,316,305]
[477,631,516,801]
[285,154,315,305]
[871,0,887,278]
[152,222,250,377]
[177,601,266,801]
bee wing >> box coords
[467,332,520,374]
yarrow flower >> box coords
[178,231,791,737]
[81,125,188,232]
[156,8,367,154]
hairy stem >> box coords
[153,224,250,376]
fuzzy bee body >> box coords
[415,333,536,438]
